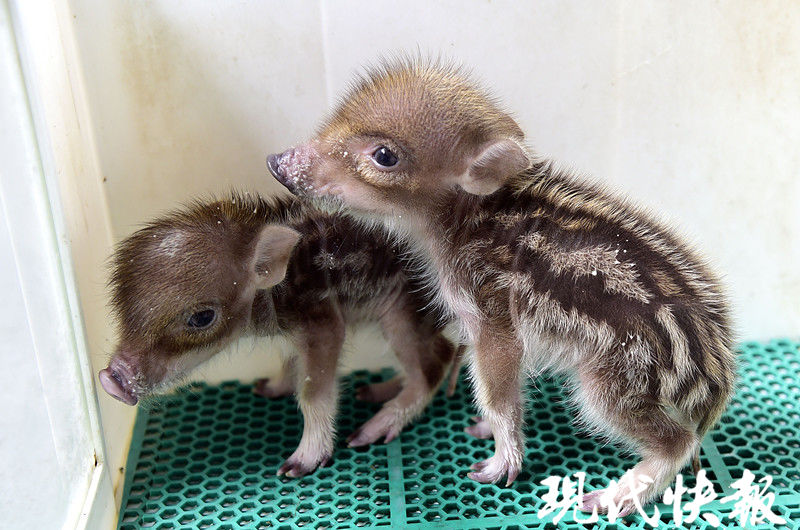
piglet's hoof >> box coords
[464,416,493,439]
[253,377,293,399]
[579,489,636,518]
[276,452,331,478]
[467,455,520,486]
[347,410,403,447]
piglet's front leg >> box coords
[277,309,344,478]
[467,327,525,486]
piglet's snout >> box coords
[266,153,286,180]
[266,147,316,194]
[98,363,139,406]
[267,151,294,191]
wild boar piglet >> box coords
[100,193,456,477]
[267,59,736,514]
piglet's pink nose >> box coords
[98,367,138,406]
[267,153,285,179]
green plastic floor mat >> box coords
[117,339,800,529]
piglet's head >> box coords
[100,198,300,405]
[267,58,531,219]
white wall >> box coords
[60,0,799,512]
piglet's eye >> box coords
[372,146,398,167]
[187,309,216,329]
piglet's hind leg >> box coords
[355,376,403,403]
[348,304,454,447]
[576,371,698,517]
[254,356,296,398]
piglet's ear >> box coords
[252,224,301,289]
[460,139,530,196]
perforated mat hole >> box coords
[292,515,313,527]
[460,492,479,504]
[218,509,236,521]
[139,514,157,528]
[177,514,196,526]
[227,427,246,439]
[215,496,237,510]
[406,506,422,518]
[182,486,202,498]
[421,484,439,496]
[423,511,442,522]
[315,507,333,518]
[236,515,255,527]
[354,516,372,527]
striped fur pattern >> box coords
[266,58,736,513]
[102,193,456,478]
[439,164,733,432]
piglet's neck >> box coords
[250,289,280,335]
[417,188,487,251]
[369,192,472,298]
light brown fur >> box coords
[267,58,736,513]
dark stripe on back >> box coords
[445,166,701,304]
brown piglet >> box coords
[266,58,736,514]
[100,193,457,477]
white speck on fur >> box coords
[157,231,186,257]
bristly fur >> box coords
[108,192,299,321]
[325,55,525,150]
[103,191,459,477]
[266,57,737,510]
